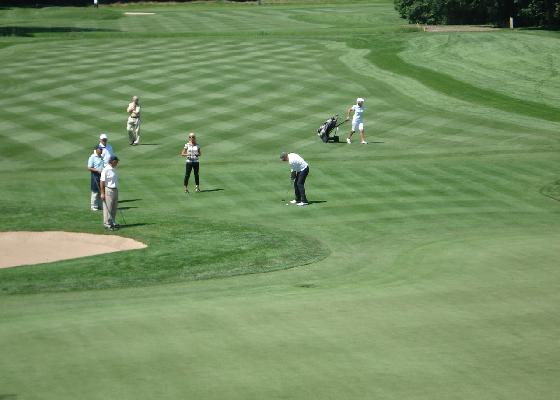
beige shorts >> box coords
[352,120,364,132]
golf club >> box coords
[118,207,127,225]
[281,180,293,205]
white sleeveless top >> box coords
[351,104,364,122]
[184,143,200,162]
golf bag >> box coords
[317,115,345,143]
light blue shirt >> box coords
[88,152,105,172]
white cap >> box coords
[99,133,108,140]
[356,97,365,103]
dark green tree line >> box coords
[395,0,560,26]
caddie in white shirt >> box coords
[346,97,368,144]
[98,133,114,164]
[280,152,309,206]
[100,155,120,230]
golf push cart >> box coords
[317,114,347,143]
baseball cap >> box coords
[109,155,119,163]
[356,97,365,103]
[280,152,288,160]
[99,133,108,140]
[94,144,103,150]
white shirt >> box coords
[100,164,118,189]
[351,104,365,122]
[288,153,308,172]
[99,142,113,164]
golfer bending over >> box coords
[127,96,141,145]
[180,132,201,193]
[280,152,309,206]
[100,155,120,230]
[346,97,367,144]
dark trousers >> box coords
[294,166,309,203]
[90,172,101,192]
[184,162,200,186]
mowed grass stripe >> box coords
[401,32,560,108]
[0,37,339,161]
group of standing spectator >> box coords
[87,95,366,228]
[87,133,119,230]
[86,96,138,231]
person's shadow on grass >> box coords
[117,223,152,229]
[198,188,224,193]
[119,199,141,204]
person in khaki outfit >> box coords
[127,96,141,145]
[100,156,120,230]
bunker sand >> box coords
[0,231,146,269]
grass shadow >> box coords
[199,188,224,193]
[119,199,141,203]
[0,26,117,37]
[117,223,152,229]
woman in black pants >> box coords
[180,132,201,193]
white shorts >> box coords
[352,120,364,132]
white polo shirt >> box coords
[100,143,114,164]
[100,164,118,189]
[351,104,364,122]
[288,153,308,172]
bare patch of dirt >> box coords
[423,25,498,32]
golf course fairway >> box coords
[1,1,559,399]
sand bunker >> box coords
[0,231,147,269]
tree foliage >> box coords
[395,0,560,26]
[0,0,254,6]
